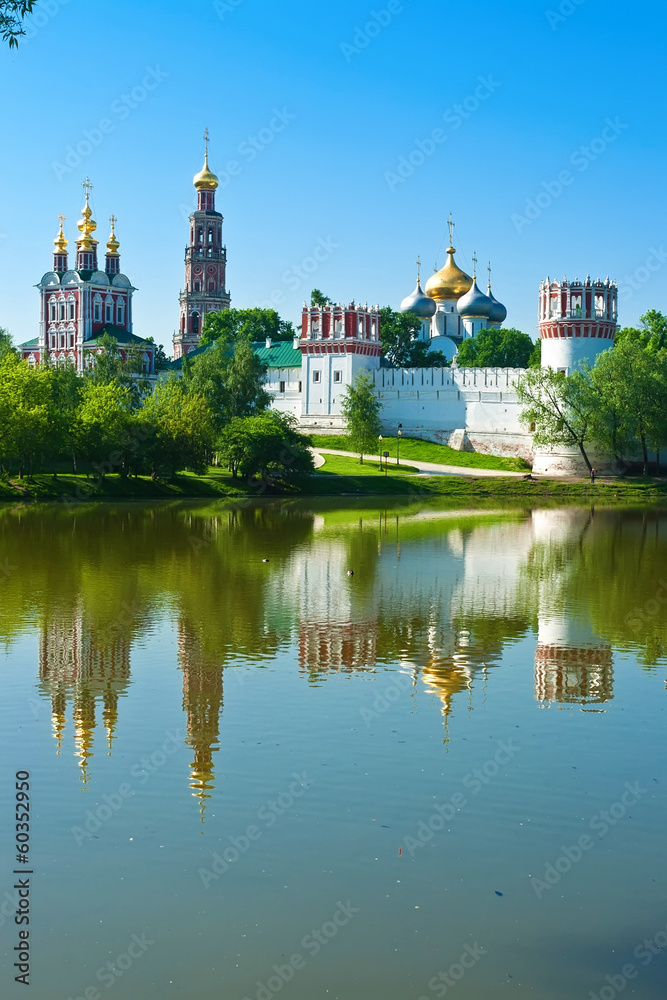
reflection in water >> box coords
[1,502,665,802]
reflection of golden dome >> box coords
[193,152,219,191]
[425,246,473,301]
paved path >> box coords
[311,448,527,479]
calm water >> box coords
[0,500,666,1000]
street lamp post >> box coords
[397,423,402,466]
[378,435,383,471]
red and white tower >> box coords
[174,132,231,359]
[538,275,618,373]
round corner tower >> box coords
[538,275,617,373]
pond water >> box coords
[0,500,665,1000]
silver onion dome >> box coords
[456,279,494,318]
[487,289,507,324]
[400,280,437,319]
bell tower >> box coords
[174,131,231,359]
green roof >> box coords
[164,338,302,371]
[252,340,302,368]
[18,338,40,349]
[85,326,153,348]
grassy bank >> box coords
[309,434,531,472]
[1,469,666,504]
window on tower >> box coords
[59,301,66,321]
[194,281,201,292]
[49,299,57,322]
[192,313,200,334]
[117,301,124,325]
[68,300,75,320]
[208,230,213,244]
[106,304,112,323]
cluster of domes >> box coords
[400,241,506,324]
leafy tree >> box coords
[0,353,53,478]
[528,339,541,368]
[616,310,667,353]
[518,366,596,472]
[144,337,170,370]
[185,336,271,432]
[74,381,133,477]
[46,359,82,475]
[85,333,149,407]
[0,327,17,360]
[456,328,536,369]
[341,370,382,464]
[140,376,215,479]
[379,307,423,366]
[1,0,36,48]
[200,307,295,347]
[310,289,331,307]
[218,412,314,483]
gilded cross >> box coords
[416,255,422,283]
[109,214,117,228]
[447,212,455,247]
[472,251,478,278]
[82,177,93,197]
[203,128,210,156]
[58,213,66,226]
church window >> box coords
[595,294,605,317]
[69,333,75,348]
[50,334,56,349]
[194,281,201,292]
[60,333,65,349]
[197,229,203,244]
[106,304,112,323]
[49,298,57,322]
[192,313,200,334]
[313,371,321,383]
[59,301,66,321]
[279,381,286,393]
[208,281,215,293]
[208,230,213,244]
[571,294,582,317]
[68,300,75,320]
[333,371,342,383]
[298,381,302,393]
[94,295,102,322]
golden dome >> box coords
[106,214,120,255]
[76,187,98,251]
[54,214,68,254]
[424,246,473,301]
[193,152,219,191]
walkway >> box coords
[311,448,527,479]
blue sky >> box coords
[1,0,665,351]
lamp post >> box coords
[397,423,402,466]
[378,435,383,471]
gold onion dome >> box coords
[77,193,98,250]
[106,216,120,255]
[424,246,473,301]
[54,216,68,254]
[193,152,219,191]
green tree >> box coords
[185,336,271,432]
[144,337,170,370]
[1,0,36,48]
[310,289,331,307]
[379,307,422,366]
[74,381,133,477]
[200,307,295,347]
[46,359,82,476]
[616,310,667,353]
[85,333,148,407]
[140,376,215,478]
[0,327,17,360]
[0,353,52,478]
[456,328,536,368]
[518,366,596,472]
[218,412,314,483]
[341,371,382,464]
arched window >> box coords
[208,230,213,244]
[93,294,102,323]
[67,295,76,321]
[192,312,200,334]
[105,295,114,324]
[58,297,66,321]
[49,297,57,322]
[595,294,605,317]
[117,301,124,325]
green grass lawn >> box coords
[317,454,420,476]
[309,434,532,472]
[1,468,665,505]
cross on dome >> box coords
[447,212,455,248]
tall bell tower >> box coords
[174,131,231,359]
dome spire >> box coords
[424,214,473,301]
[106,214,120,255]
[76,178,99,271]
[54,214,68,254]
[193,128,219,192]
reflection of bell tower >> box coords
[177,621,224,820]
[37,613,131,783]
